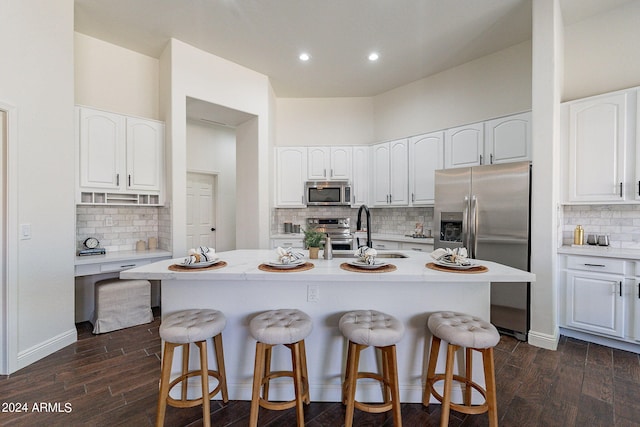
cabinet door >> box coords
[565,271,624,337]
[389,139,409,205]
[409,132,443,205]
[567,92,628,202]
[484,112,531,164]
[78,107,125,190]
[351,146,370,206]
[330,146,352,180]
[444,123,484,168]
[275,147,307,207]
[307,147,329,180]
[372,142,391,206]
[126,117,164,192]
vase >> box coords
[308,247,319,259]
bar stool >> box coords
[156,309,228,427]
[339,310,404,427]
[249,309,312,427]
[423,311,500,427]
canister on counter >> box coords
[573,225,584,245]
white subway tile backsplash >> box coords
[563,204,640,249]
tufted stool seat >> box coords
[339,310,404,427]
[249,309,312,426]
[156,309,228,427]
[423,311,500,427]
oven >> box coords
[306,217,354,250]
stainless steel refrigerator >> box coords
[434,161,531,340]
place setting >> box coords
[258,247,315,272]
[426,248,488,274]
[168,247,227,271]
[340,247,397,273]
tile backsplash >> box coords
[273,206,434,236]
[76,205,170,252]
[563,204,640,249]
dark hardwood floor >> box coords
[2,308,640,426]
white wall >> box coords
[186,120,237,251]
[275,97,374,146]
[563,0,640,101]
[0,0,76,373]
[74,33,160,120]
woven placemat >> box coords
[258,262,315,272]
[426,262,488,274]
[168,261,228,272]
[340,262,397,273]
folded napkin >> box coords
[276,247,304,264]
[430,247,471,266]
[354,246,377,265]
[183,246,217,264]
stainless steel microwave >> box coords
[305,181,351,206]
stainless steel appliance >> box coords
[305,181,352,206]
[434,161,531,340]
[306,218,354,250]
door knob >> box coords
[211,227,216,231]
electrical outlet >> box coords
[105,216,113,226]
[307,284,319,302]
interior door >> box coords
[186,173,216,249]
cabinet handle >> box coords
[620,182,623,197]
[638,180,640,197]
[330,168,333,177]
[479,154,483,165]
[619,281,622,297]
[116,174,120,186]
[120,264,136,269]
[324,168,327,178]
[128,174,131,186]
[583,263,606,267]
[412,193,415,202]
[490,154,494,164]
[638,282,639,299]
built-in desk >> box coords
[74,249,172,322]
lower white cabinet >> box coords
[271,237,304,249]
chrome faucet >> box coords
[356,204,372,248]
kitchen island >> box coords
[121,249,535,403]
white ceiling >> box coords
[74,0,632,99]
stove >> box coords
[306,218,354,250]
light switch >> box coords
[20,223,31,240]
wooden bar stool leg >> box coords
[213,333,229,402]
[291,342,305,426]
[440,344,457,427]
[156,342,176,427]
[263,344,273,401]
[423,336,441,406]
[342,341,354,405]
[483,348,498,427]
[249,342,266,427]
[181,343,190,401]
[299,340,310,404]
[196,341,211,427]
[344,341,361,427]
[464,347,473,406]
[385,345,402,427]
[382,347,391,403]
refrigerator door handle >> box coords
[463,196,470,250]
[470,195,478,258]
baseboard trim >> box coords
[559,327,640,354]
[527,328,559,351]
[16,328,78,371]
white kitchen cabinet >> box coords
[372,139,409,206]
[275,147,307,207]
[483,111,531,165]
[565,90,635,203]
[371,240,401,251]
[400,241,434,252]
[444,123,484,168]
[307,146,352,180]
[351,145,370,206]
[408,131,443,205]
[77,106,164,205]
[271,236,304,249]
[562,255,626,339]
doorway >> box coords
[186,172,217,250]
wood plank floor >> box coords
[1,308,640,426]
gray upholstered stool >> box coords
[156,309,228,427]
[423,311,500,427]
[249,309,312,427]
[339,310,404,427]
[92,278,153,334]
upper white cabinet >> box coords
[77,106,164,205]
[408,131,443,205]
[484,111,531,165]
[275,147,307,208]
[564,90,635,203]
[307,146,352,180]
[351,145,370,207]
[372,139,409,206]
[444,123,484,168]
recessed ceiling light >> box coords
[368,52,379,61]
[299,53,311,61]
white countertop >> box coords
[557,245,640,260]
[120,249,534,283]
[75,249,173,265]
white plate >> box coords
[180,258,221,268]
[434,260,477,270]
[265,259,305,269]
[349,260,389,269]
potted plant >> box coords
[303,228,324,259]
